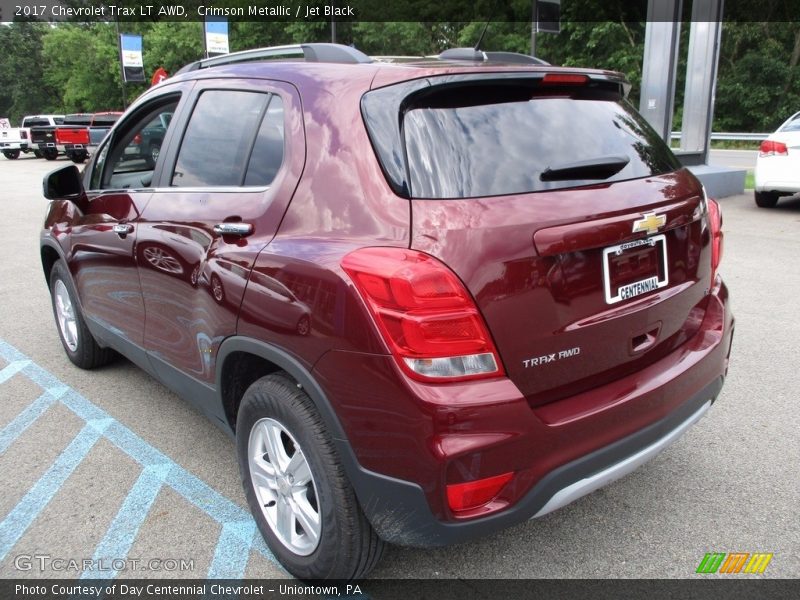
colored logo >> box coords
[696,552,773,574]
[632,212,666,235]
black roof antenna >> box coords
[474,20,491,52]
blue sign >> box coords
[119,34,145,82]
[205,17,229,56]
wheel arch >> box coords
[215,337,350,445]
[41,241,65,285]
[215,336,397,540]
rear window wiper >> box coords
[540,155,630,182]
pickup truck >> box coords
[1,115,64,159]
[54,112,122,163]
[89,112,121,146]
[29,115,67,160]
[0,122,28,159]
[54,113,92,163]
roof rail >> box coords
[438,48,549,66]
[175,43,372,75]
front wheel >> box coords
[754,191,779,208]
[2,150,20,160]
[49,260,115,369]
[236,373,385,580]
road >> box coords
[708,149,758,170]
[0,155,797,581]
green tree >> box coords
[144,21,204,74]
[714,22,800,131]
[0,19,57,123]
[42,24,129,112]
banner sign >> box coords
[536,0,561,33]
[204,17,229,57]
[120,33,145,82]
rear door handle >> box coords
[213,222,253,237]
[113,223,134,237]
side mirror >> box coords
[43,165,84,200]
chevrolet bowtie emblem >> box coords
[632,212,666,235]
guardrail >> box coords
[671,132,768,141]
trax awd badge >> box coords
[632,212,666,235]
[523,347,581,368]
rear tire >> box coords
[236,373,385,580]
[33,150,43,158]
[2,150,20,160]
[49,260,115,369]
[145,142,161,168]
[43,148,58,161]
[754,191,779,208]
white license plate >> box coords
[602,235,669,304]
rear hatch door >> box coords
[364,73,714,405]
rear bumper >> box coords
[349,376,721,547]
[0,142,28,151]
[314,279,733,547]
[755,158,800,193]
[755,183,800,194]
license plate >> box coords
[602,235,668,304]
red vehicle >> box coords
[39,44,733,580]
[55,115,91,163]
[55,112,122,164]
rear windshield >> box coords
[64,115,92,126]
[23,118,51,127]
[92,114,120,126]
[781,116,800,132]
[402,86,680,198]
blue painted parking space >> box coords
[0,338,278,579]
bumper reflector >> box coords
[447,472,514,513]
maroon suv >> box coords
[40,43,733,580]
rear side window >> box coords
[64,114,92,126]
[244,96,284,186]
[172,90,284,188]
[402,86,680,198]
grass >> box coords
[745,171,755,190]
[670,140,761,150]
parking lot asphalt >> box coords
[0,155,798,580]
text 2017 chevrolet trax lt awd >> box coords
[40,44,733,580]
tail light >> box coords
[707,197,723,282]
[541,73,588,86]
[447,472,514,513]
[21,131,28,140]
[341,247,504,382]
[132,133,142,145]
[759,140,788,157]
